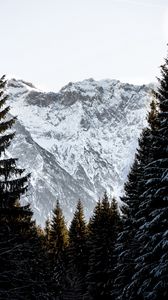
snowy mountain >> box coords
[6,78,152,225]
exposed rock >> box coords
[5,78,153,225]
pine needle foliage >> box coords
[0,75,48,299]
[86,192,121,300]
[65,200,88,300]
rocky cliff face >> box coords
[6,78,152,225]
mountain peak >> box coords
[6,78,153,225]
[7,78,37,90]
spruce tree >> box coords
[135,52,168,300]
[65,200,88,300]
[69,200,88,277]
[47,200,69,299]
[0,75,29,298]
[113,158,143,300]
[113,98,159,300]
[44,216,50,249]
[124,51,168,299]
[0,76,50,300]
[86,193,121,300]
[0,75,29,207]
[49,200,69,257]
[0,75,49,299]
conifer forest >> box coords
[0,51,168,300]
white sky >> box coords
[0,0,168,91]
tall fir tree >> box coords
[113,157,144,300]
[86,193,121,300]
[0,75,49,299]
[69,200,88,277]
[47,200,69,299]
[123,51,168,299]
[64,200,88,300]
[0,75,29,207]
[49,200,69,257]
[113,97,159,300]
[44,216,51,248]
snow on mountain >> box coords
[6,78,153,225]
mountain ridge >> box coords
[5,78,153,225]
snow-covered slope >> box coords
[6,78,152,225]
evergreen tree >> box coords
[44,216,51,249]
[0,75,29,208]
[86,193,121,300]
[113,158,143,300]
[124,51,168,299]
[49,200,69,257]
[65,200,88,300]
[47,200,69,299]
[69,200,88,277]
[113,98,159,300]
[0,75,49,299]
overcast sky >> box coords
[0,0,168,91]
